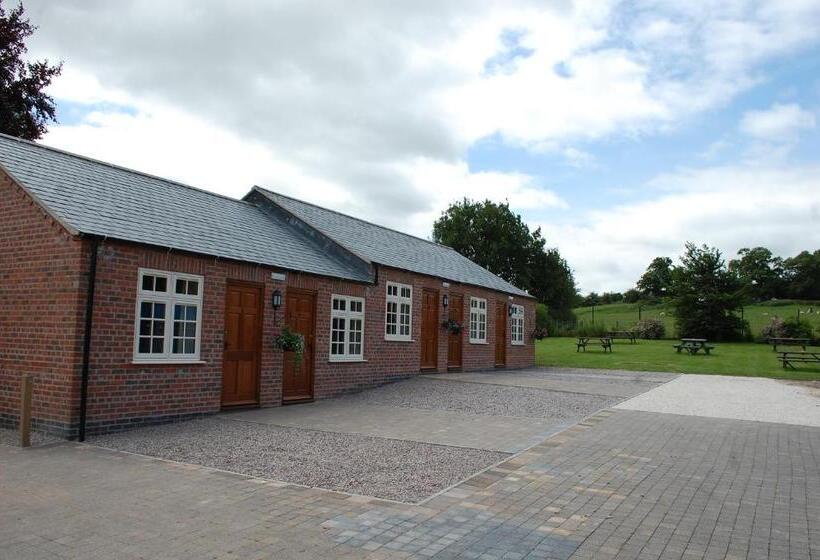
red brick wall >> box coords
[0,172,86,436]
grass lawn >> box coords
[571,300,820,338]
[536,337,820,381]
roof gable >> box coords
[251,187,532,298]
[0,134,371,283]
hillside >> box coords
[571,300,820,339]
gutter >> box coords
[77,235,100,442]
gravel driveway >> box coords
[91,417,506,503]
[341,377,621,419]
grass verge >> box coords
[535,337,820,381]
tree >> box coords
[432,198,577,319]
[782,250,820,300]
[636,257,673,298]
[728,247,784,301]
[0,1,62,140]
[623,288,641,303]
[671,243,747,341]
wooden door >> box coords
[495,301,507,367]
[420,288,439,370]
[222,281,263,407]
[447,293,463,369]
[282,288,316,402]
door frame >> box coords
[495,300,507,368]
[447,292,463,370]
[282,287,317,404]
[221,279,265,408]
[420,287,440,371]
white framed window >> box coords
[134,269,204,362]
[511,304,525,345]
[330,295,365,361]
[469,297,487,343]
[385,281,412,341]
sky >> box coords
[22,0,820,293]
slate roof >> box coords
[251,187,532,298]
[0,134,371,283]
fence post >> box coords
[20,375,32,448]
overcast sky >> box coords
[24,0,820,293]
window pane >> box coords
[153,320,165,336]
[188,281,198,296]
[176,279,186,294]
[138,338,151,353]
[140,320,152,336]
[155,277,167,292]
[172,339,182,353]
[185,323,196,338]
[184,339,195,354]
[174,305,184,320]
[153,303,166,319]
[151,338,164,353]
[173,322,183,336]
[140,301,152,318]
[142,275,154,291]
[186,306,197,321]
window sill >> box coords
[132,359,207,366]
[384,337,416,343]
[511,343,525,347]
[469,341,488,345]
[329,358,368,364]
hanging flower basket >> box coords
[273,326,305,369]
[442,319,463,334]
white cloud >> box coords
[543,163,820,293]
[739,103,816,141]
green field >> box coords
[570,300,820,339]
[535,337,820,380]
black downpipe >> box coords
[77,236,100,442]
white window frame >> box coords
[384,281,413,341]
[469,297,487,344]
[133,268,204,363]
[511,304,525,346]
[329,294,365,362]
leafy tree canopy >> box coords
[636,256,673,297]
[432,198,577,320]
[0,1,62,140]
[671,242,747,341]
[782,250,820,300]
[728,247,784,301]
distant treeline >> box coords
[579,247,820,307]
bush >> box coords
[760,317,814,340]
[576,323,608,337]
[632,319,666,339]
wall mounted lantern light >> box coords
[508,305,514,317]
[272,290,283,309]
[442,294,449,308]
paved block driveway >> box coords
[1,368,819,559]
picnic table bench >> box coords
[577,336,613,353]
[777,350,820,369]
[767,337,812,352]
[606,331,637,344]
[674,338,715,355]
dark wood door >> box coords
[222,282,263,407]
[282,288,316,402]
[447,293,463,369]
[495,301,507,368]
[420,288,439,370]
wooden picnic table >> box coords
[577,336,613,353]
[767,337,812,351]
[606,331,637,344]
[674,338,715,355]
[778,350,820,369]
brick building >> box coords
[0,134,536,438]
